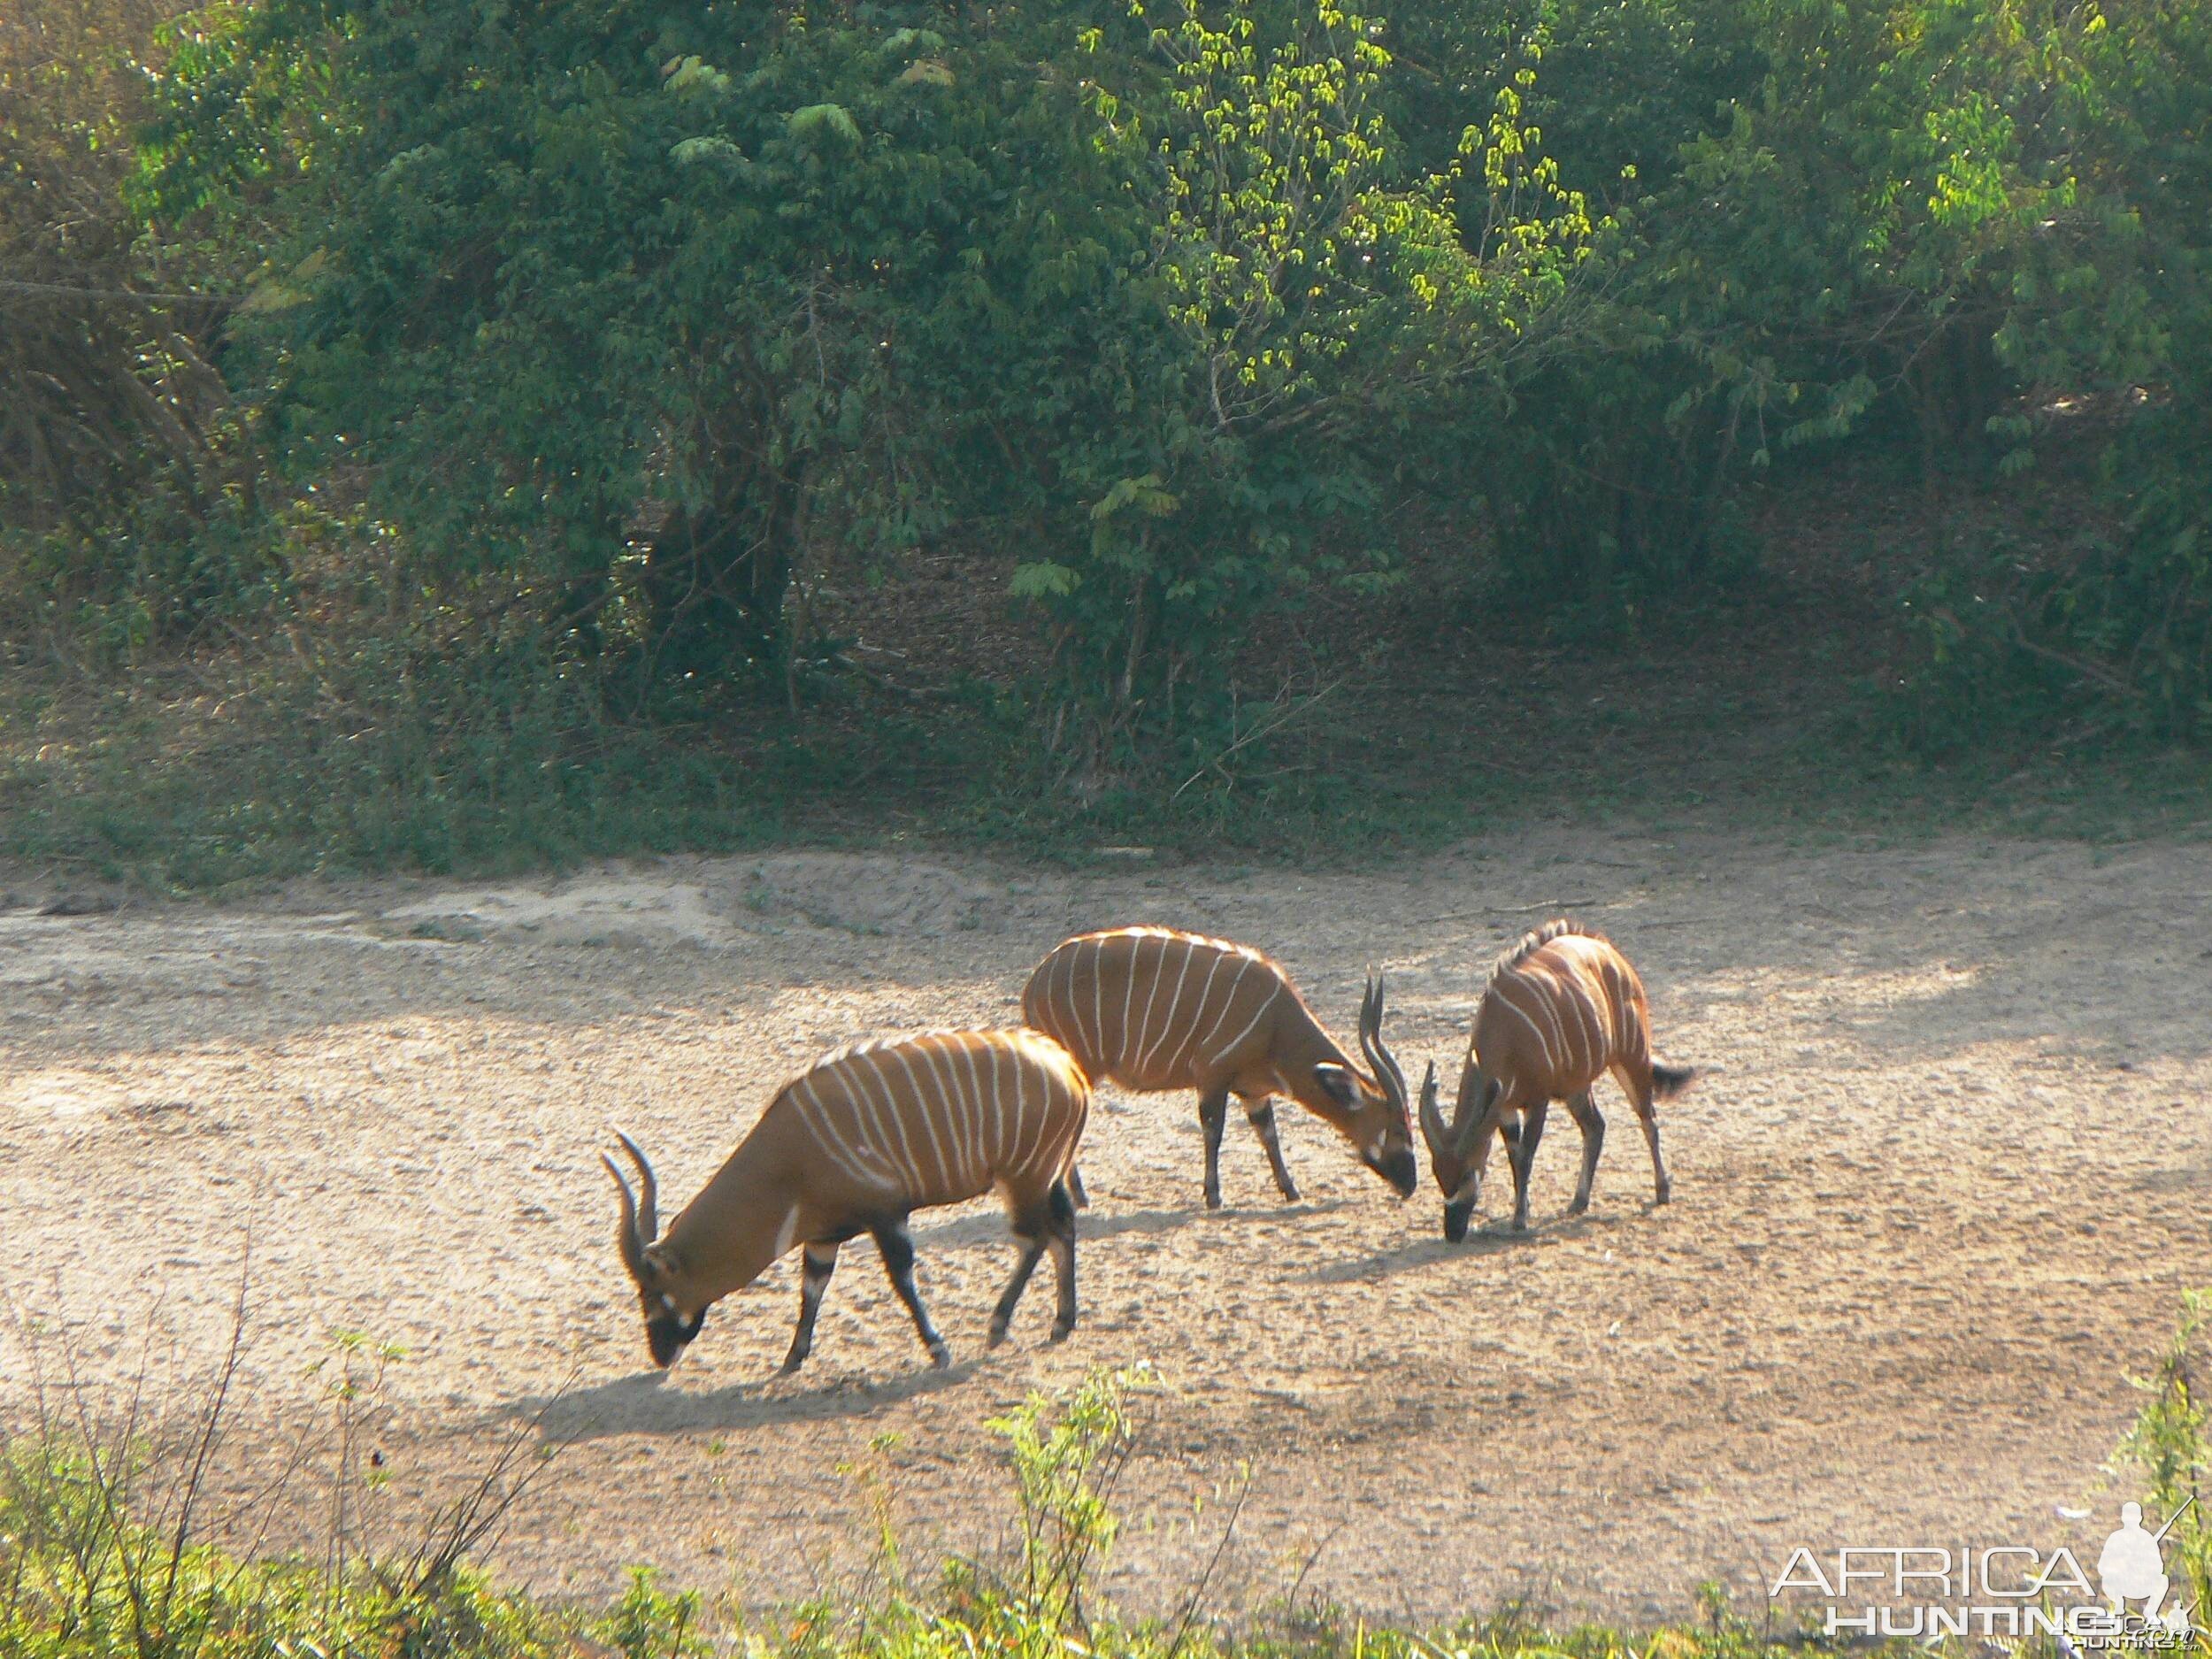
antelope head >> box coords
[603,1130,705,1367]
[1314,972,1417,1197]
[1417,1059,1500,1240]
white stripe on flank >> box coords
[1119,936,1143,1070]
[1566,977,1601,1080]
[918,1041,966,1187]
[1021,1084,1064,1178]
[829,1059,898,1176]
[794,1075,877,1186]
[1059,945,1092,1066]
[888,1046,951,1192]
[956,1041,987,1184]
[1092,947,1107,1077]
[1193,952,1257,1056]
[986,1044,1008,1163]
[1010,1048,1031,1164]
[1549,972,1584,1079]
[853,1049,921,1189]
[1125,933,1161,1076]
[1210,979,1282,1068]
[1584,973,1614,1070]
[1493,977,1555,1074]
[936,1040,976,1187]
[1522,965,1571,1075]
[1160,948,1228,1081]
[1134,934,1197,1079]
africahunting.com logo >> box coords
[1770,1500,2199,1649]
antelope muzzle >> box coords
[643,1297,705,1368]
[1442,1194,1476,1242]
[1371,1143,1418,1198]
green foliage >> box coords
[2116,1291,2210,1627]
[0,1360,1947,1659]
[6,0,2212,876]
[111,0,1598,777]
[16,1350,2212,1659]
[986,1365,1153,1629]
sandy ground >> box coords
[2,824,2208,1626]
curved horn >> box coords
[611,1127,658,1244]
[601,1153,649,1285]
[1358,970,1409,1113]
[1454,1073,1501,1158]
[1417,1059,1448,1160]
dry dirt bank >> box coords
[2,823,2208,1624]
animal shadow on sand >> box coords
[512,1355,983,1443]
[908,1203,1214,1249]
[1302,1205,1640,1282]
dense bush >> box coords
[3,0,2209,867]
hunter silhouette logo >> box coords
[2099,1500,2196,1635]
[1771,1497,2198,1648]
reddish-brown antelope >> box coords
[600,1027,1091,1372]
[1019,926,1417,1208]
[1419,919,1694,1240]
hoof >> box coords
[1567,1198,1591,1217]
[1203,1192,1223,1210]
[927,1341,952,1369]
[1654,1186,1672,1206]
[987,1323,1010,1349]
[1048,1321,1074,1344]
[778,1355,807,1377]
[1277,1185,1302,1204]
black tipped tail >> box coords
[1650,1061,1697,1101]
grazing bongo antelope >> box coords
[600,1027,1090,1373]
[1419,920,1694,1240]
[1019,927,1417,1208]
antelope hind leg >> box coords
[989,1202,1049,1348]
[1563,1091,1605,1215]
[1046,1179,1078,1341]
[1635,1097,1670,1205]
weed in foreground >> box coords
[7,1295,2212,1658]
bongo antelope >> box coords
[1419,919,1694,1240]
[601,1027,1091,1372]
[1019,927,1417,1208]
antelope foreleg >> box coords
[873,1218,949,1368]
[1198,1086,1232,1209]
[1509,1102,1548,1233]
[1635,1097,1671,1205]
[781,1241,840,1375]
[1243,1096,1301,1202]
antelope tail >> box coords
[1649,1061,1697,1100]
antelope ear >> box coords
[1311,1063,1357,1110]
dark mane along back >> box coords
[1487,918,1609,987]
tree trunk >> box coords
[641,457,801,692]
